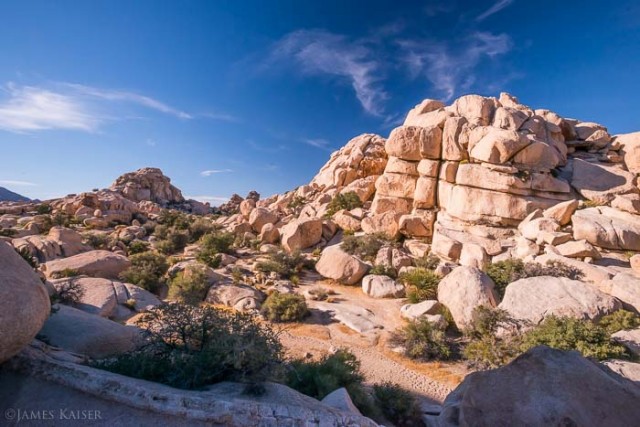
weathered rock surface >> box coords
[110,167,184,204]
[361,275,405,298]
[280,218,323,252]
[42,250,131,280]
[205,283,265,311]
[0,241,50,363]
[316,245,369,285]
[437,266,498,329]
[599,273,640,313]
[499,277,621,324]
[38,305,141,358]
[572,207,640,251]
[437,346,640,426]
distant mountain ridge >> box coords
[0,186,31,202]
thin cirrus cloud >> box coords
[302,138,333,152]
[267,29,388,116]
[0,81,236,133]
[0,179,37,186]
[398,31,513,101]
[476,0,514,22]
[200,169,234,177]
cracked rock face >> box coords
[110,167,184,204]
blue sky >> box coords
[0,0,639,203]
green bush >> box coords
[168,267,211,305]
[369,264,398,279]
[392,317,453,361]
[50,268,80,279]
[94,303,283,391]
[0,228,17,237]
[487,259,583,299]
[286,350,374,415]
[462,307,523,369]
[15,247,38,269]
[83,232,111,250]
[127,240,150,255]
[261,292,309,322]
[373,382,423,427]
[256,251,315,279]
[36,203,52,215]
[414,253,440,270]
[119,252,169,294]
[399,268,440,303]
[188,218,219,242]
[599,310,640,334]
[520,315,629,360]
[325,192,363,217]
[157,209,191,230]
[195,231,234,268]
[341,233,391,262]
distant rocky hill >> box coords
[0,186,30,202]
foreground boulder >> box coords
[315,245,369,285]
[437,346,640,426]
[0,241,50,363]
[42,250,131,280]
[38,305,141,358]
[437,266,498,329]
[499,277,621,324]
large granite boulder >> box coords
[110,167,184,204]
[38,305,141,358]
[280,218,323,252]
[315,245,369,285]
[437,266,498,329]
[0,241,50,363]
[572,207,640,251]
[437,346,640,426]
[42,250,131,280]
[499,277,621,324]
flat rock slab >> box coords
[314,302,382,333]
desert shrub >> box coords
[462,307,524,369]
[414,253,440,270]
[94,303,283,391]
[119,252,169,294]
[325,192,363,217]
[50,268,80,279]
[168,267,211,305]
[127,240,150,255]
[165,229,190,254]
[373,382,423,427]
[15,247,38,269]
[392,318,453,361]
[599,310,640,334]
[83,232,111,250]
[520,316,629,360]
[287,195,307,211]
[0,228,17,237]
[188,218,219,242]
[286,350,374,415]
[341,233,391,262]
[307,286,335,301]
[200,231,234,254]
[399,268,440,303]
[256,251,315,279]
[36,203,52,215]
[157,209,191,230]
[50,278,85,310]
[261,292,309,322]
[487,259,583,299]
[369,264,398,279]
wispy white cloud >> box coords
[0,179,37,186]
[0,81,235,133]
[185,195,229,204]
[201,112,242,123]
[476,0,514,22]
[0,83,99,132]
[64,83,192,119]
[302,138,333,151]
[399,32,512,100]
[267,29,387,116]
[200,169,234,177]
